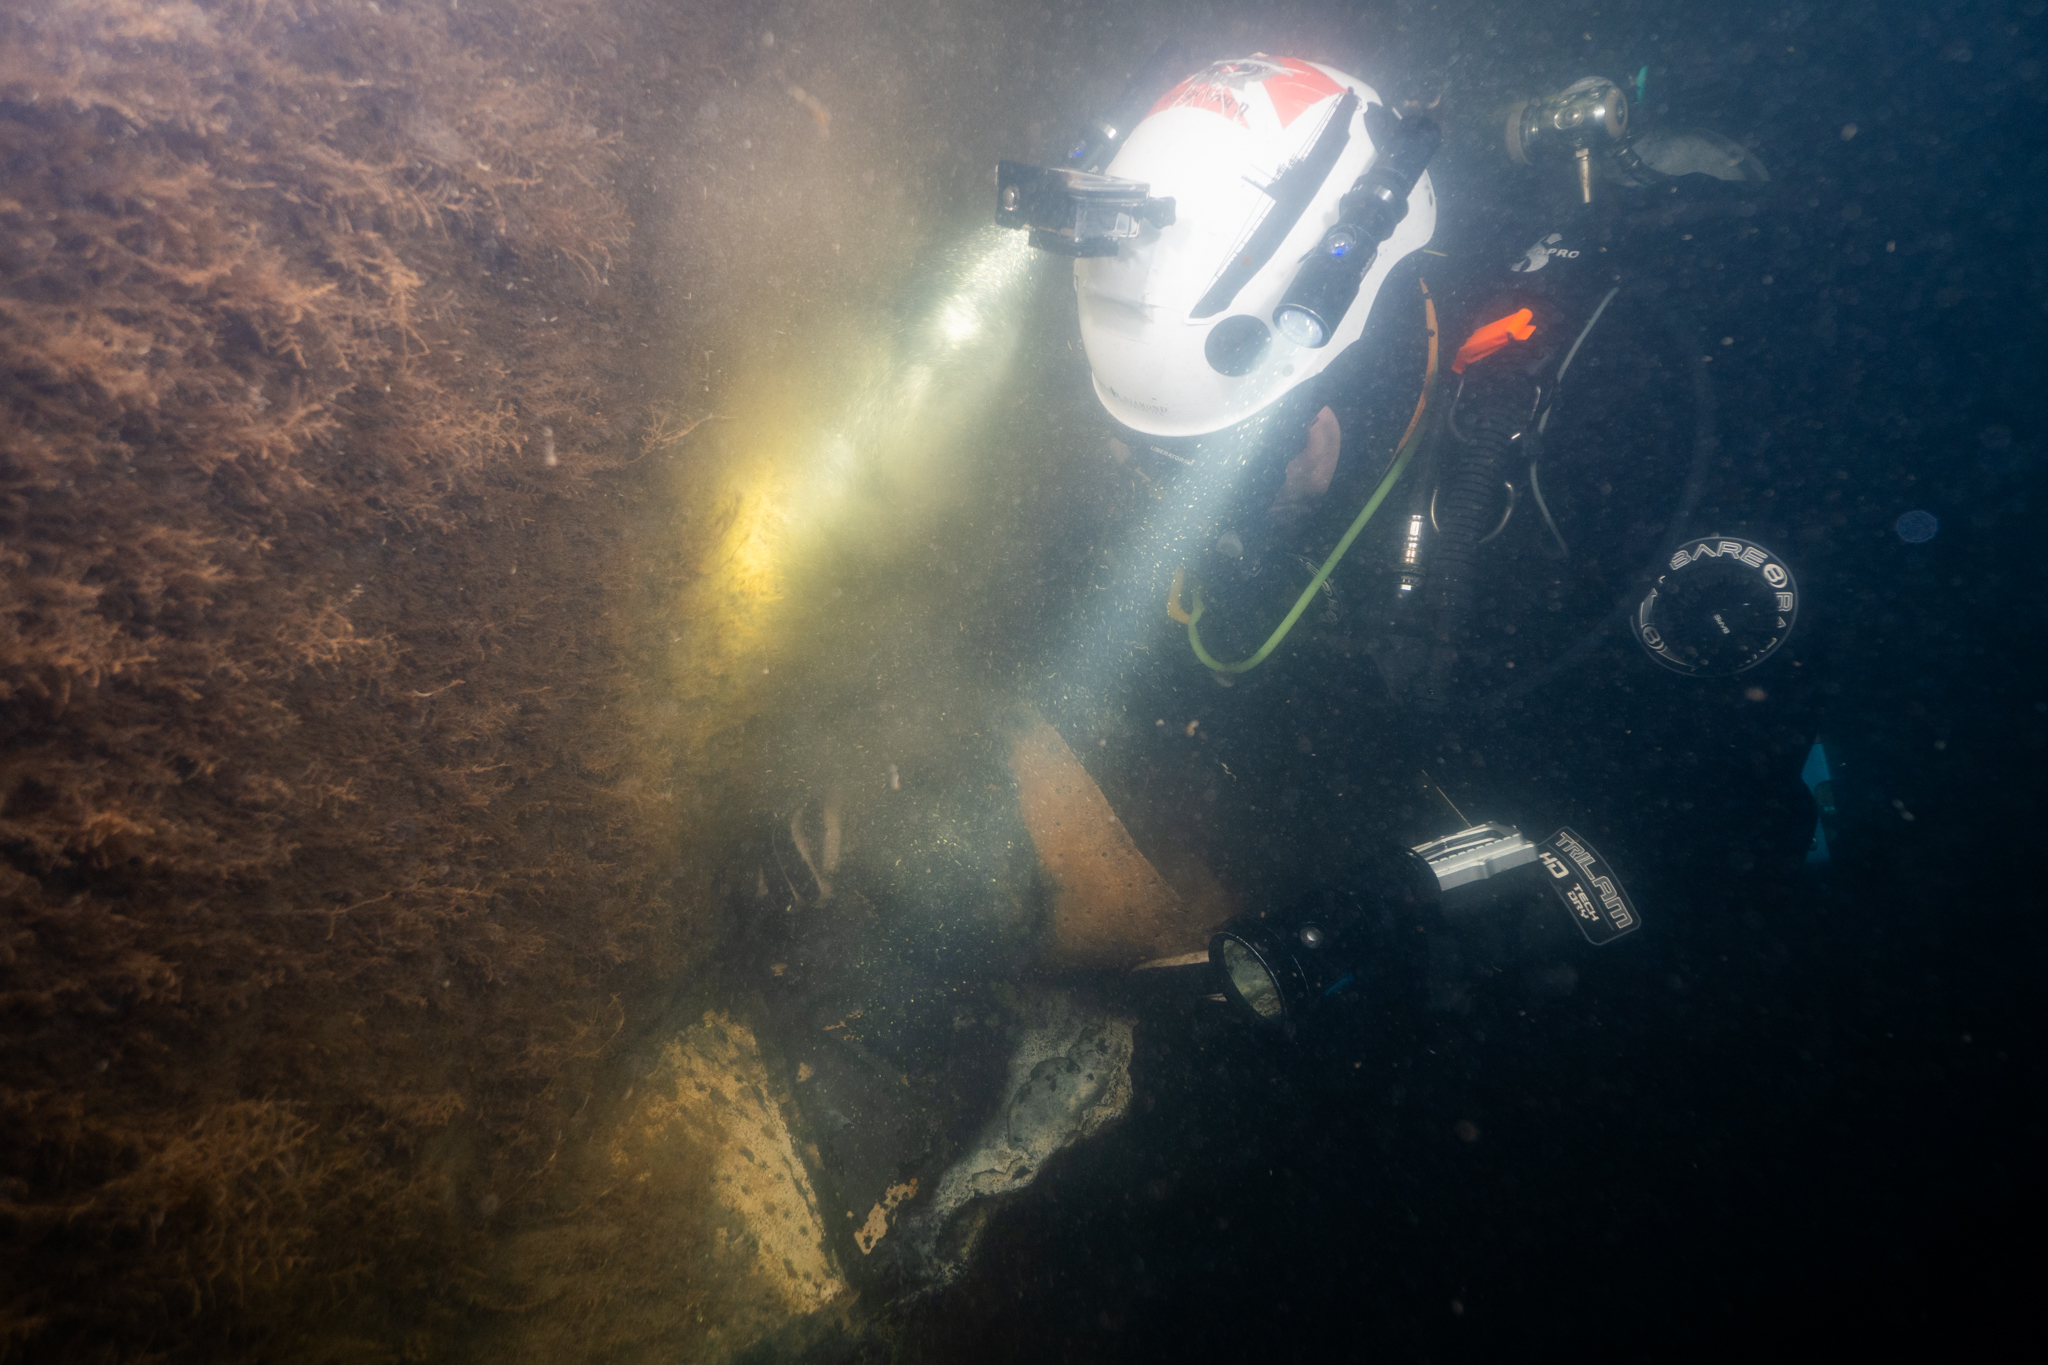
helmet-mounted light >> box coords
[991,56,1437,437]
[994,161,1176,257]
[1271,103,1440,349]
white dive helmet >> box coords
[1078,56,1436,439]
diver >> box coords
[999,59,1776,700]
[992,53,1812,1024]
[740,50,1817,1300]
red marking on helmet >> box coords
[1147,57,1342,130]
[1262,59,1345,127]
[1149,72,1251,127]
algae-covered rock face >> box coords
[0,0,1160,1358]
[0,0,668,1357]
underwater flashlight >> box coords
[996,161,1176,257]
[1208,841,1441,1034]
[1209,823,1640,1034]
[1272,104,1439,349]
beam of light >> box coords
[940,301,980,344]
[778,228,1032,543]
[1035,412,1294,732]
[685,227,1036,658]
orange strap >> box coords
[1451,308,1536,374]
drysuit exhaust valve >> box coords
[1633,536,1799,676]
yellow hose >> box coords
[1185,283,1438,674]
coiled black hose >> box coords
[1419,390,1521,708]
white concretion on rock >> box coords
[905,992,1135,1283]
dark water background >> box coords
[5,0,2039,1357]
[850,0,2047,1358]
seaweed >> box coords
[0,2,716,1357]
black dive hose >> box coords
[1419,389,1521,709]
[1473,305,1718,712]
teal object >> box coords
[1636,65,1649,104]
[1801,740,1837,866]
